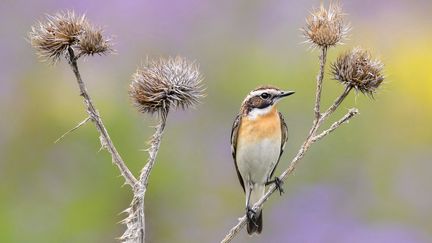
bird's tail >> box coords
[247,185,265,235]
[247,210,262,235]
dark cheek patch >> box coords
[249,97,272,109]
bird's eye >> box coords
[260,93,270,99]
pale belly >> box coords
[236,137,281,184]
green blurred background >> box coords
[1,0,431,242]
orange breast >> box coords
[238,107,281,144]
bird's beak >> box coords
[278,90,295,98]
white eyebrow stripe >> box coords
[244,89,276,101]
[250,89,274,96]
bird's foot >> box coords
[266,177,284,195]
[246,206,258,227]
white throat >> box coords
[247,106,273,120]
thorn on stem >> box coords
[54,116,91,143]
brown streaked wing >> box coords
[230,114,245,192]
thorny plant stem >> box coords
[139,115,167,186]
[320,85,352,122]
[303,47,329,146]
[314,47,327,120]
[136,115,167,243]
[118,117,167,243]
[312,108,359,143]
[66,47,137,188]
[67,46,168,243]
[221,47,355,243]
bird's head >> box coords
[241,85,295,118]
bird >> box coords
[230,85,294,235]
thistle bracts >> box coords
[332,48,384,96]
[29,11,112,63]
[129,57,204,117]
[302,1,350,49]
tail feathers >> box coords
[247,210,263,235]
[247,185,265,235]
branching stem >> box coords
[66,47,137,188]
[312,108,359,143]
[65,47,174,243]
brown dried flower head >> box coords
[332,47,384,96]
[29,11,112,63]
[129,57,204,116]
[303,1,349,48]
[77,24,112,56]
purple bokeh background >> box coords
[1,0,432,242]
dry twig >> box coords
[122,57,203,243]
[66,46,138,188]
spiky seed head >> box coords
[129,57,204,116]
[29,11,85,62]
[332,47,384,96]
[29,11,112,63]
[302,1,349,48]
[77,23,112,56]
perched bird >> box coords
[230,86,294,235]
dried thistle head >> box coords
[332,47,384,96]
[29,11,85,62]
[77,23,112,56]
[129,57,204,117]
[29,11,112,63]
[302,1,349,48]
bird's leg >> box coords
[246,206,258,227]
[245,181,253,209]
[245,183,258,226]
[266,177,284,195]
